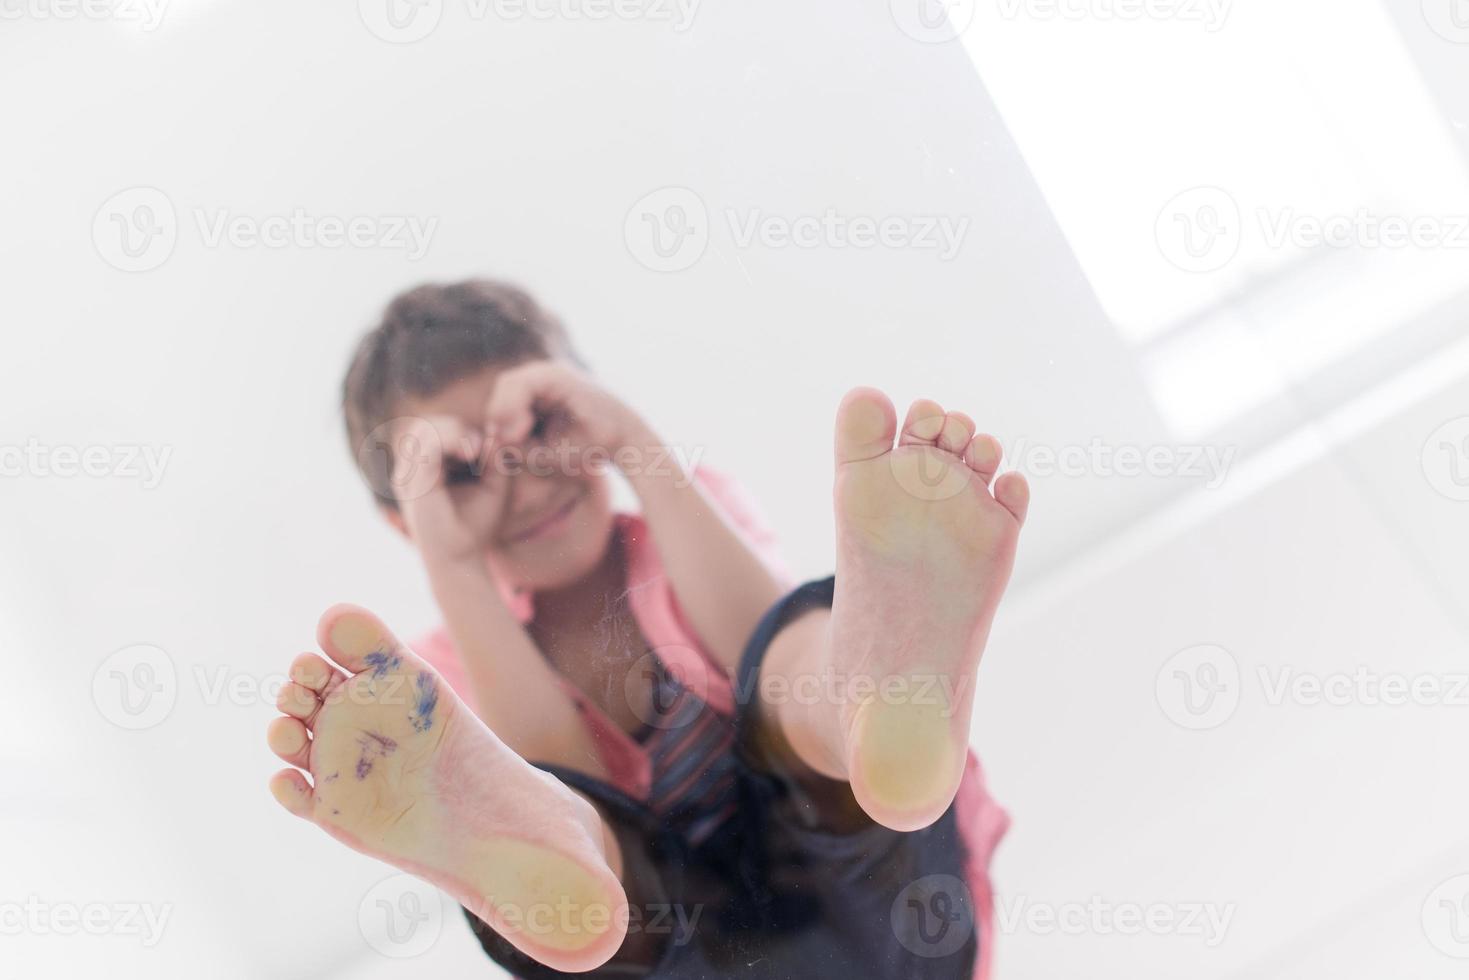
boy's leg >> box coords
[265,605,636,974]
[755,388,1030,832]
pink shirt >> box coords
[414,468,1008,979]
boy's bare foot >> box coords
[826,387,1029,832]
[266,605,628,972]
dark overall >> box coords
[467,577,981,980]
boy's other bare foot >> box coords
[266,605,627,972]
[825,387,1029,832]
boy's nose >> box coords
[503,478,571,527]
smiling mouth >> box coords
[505,492,582,544]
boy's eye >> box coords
[529,408,570,443]
[443,457,480,487]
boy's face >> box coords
[390,362,617,592]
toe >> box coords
[993,471,1031,526]
[937,412,976,456]
[899,399,946,447]
[269,768,316,819]
[964,434,1003,485]
[289,652,342,696]
[276,681,321,723]
[317,604,405,674]
[834,387,898,464]
[267,716,312,768]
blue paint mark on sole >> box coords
[363,649,402,680]
[410,672,438,733]
[354,731,397,780]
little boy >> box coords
[265,280,1028,978]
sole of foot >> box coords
[266,604,628,972]
[828,387,1029,832]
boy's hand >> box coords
[392,414,507,567]
[484,361,657,473]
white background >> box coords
[2,0,1467,976]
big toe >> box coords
[835,387,898,464]
[317,604,408,675]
